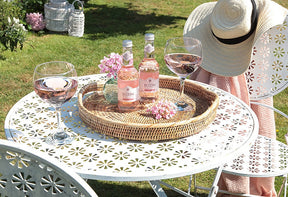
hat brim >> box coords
[183,1,288,77]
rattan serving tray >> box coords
[78,76,219,141]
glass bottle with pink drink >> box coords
[139,33,159,103]
[117,40,140,112]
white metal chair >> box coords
[0,139,98,197]
[193,15,288,197]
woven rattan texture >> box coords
[78,76,219,141]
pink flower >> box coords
[98,53,123,79]
[26,13,45,31]
[147,99,177,119]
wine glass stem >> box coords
[178,77,186,105]
[54,106,66,139]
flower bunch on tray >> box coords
[147,99,177,119]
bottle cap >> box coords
[145,33,154,41]
[122,40,133,47]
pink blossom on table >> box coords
[98,53,123,79]
[147,99,177,119]
[26,13,46,31]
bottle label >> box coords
[139,77,159,92]
[144,44,154,54]
[118,86,139,102]
[122,51,133,63]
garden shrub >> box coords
[16,0,47,15]
[26,13,46,32]
[0,17,27,51]
[0,0,23,31]
[0,0,27,51]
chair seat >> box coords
[222,135,288,177]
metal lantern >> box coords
[68,0,85,37]
[44,0,73,32]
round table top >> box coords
[5,74,259,181]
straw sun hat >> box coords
[183,0,288,77]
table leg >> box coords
[208,166,223,197]
[149,166,223,197]
[193,167,223,196]
[149,180,195,196]
[149,180,167,197]
[157,180,195,197]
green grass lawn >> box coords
[1,0,288,196]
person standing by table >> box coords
[183,0,288,196]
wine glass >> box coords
[33,61,78,145]
[164,37,202,111]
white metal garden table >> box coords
[4,74,259,197]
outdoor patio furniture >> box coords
[4,74,259,197]
[0,139,98,197]
[193,16,288,197]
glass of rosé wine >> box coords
[33,61,78,145]
[164,37,202,111]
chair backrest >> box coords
[0,139,98,197]
[245,15,288,144]
[245,15,288,100]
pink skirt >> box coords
[190,68,276,196]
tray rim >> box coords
[78,75,219,128]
